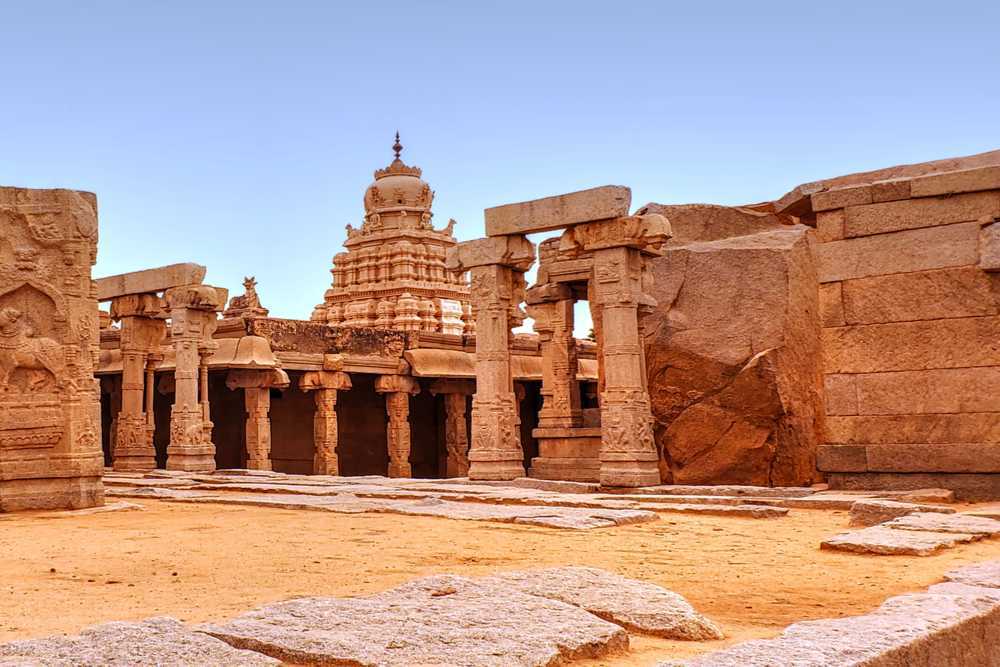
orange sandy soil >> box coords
[1,501,999,666]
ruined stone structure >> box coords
[75,144,1000,502]
[310,135,473,335]
[0,187,104,510]
[448,186,671,487]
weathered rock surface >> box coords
[944,560,1000,588]
[201,574,628,666]
[169,491,658,530]
[636,502,788,519]
[663,585,1000,666]
[884,512,1000,536]
[639,206,823,487]
[482,567,723,640]
[0,617,278,666]
[821,525,983,556]
[848,498,955,527]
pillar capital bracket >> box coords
[300,370,352,392]
[375,374,420,395]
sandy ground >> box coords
[2,501,999,666]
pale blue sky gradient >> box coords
[1,1,997,324]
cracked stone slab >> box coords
[167,493,658,530]
[884,512,1000,536]
[200,574,628,666]
[481,567,723,640]
[661,587,1000,666]
[820,526,986,556]
[0,617,279,667]
[944,560,1000,588]
[848,499,955,527]
[636,503,788,519]
[105,487,216,500]
[821,525,985,556]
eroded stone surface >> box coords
[640,213,823,487]
[0,617,278,666]
[821,525,983,556]
[201,574,628,666]
[636,503,788,519]
[664,587,1000,666]
[849,498,955,527]
[884,512,1000,536]
[482,567,723,640]
[944,560,1000,588]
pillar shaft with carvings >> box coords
[526,285,581,429]
[109,294,165,471]
[430,378,474,478]
[446,235,535,480]
[375,374,420,478]
[164,285,224,472]
[300,369,352,475]
[226,368,290,471]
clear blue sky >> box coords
[2,1,997,323]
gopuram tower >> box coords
[311,134,473,335]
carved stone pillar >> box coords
[590,245,659,486]
[526,285,581,429]
[446,235,535,481]
[375,375,420,478]
[109,294,166,472]
[429,378,475,478]
[164,285,224,472]
[226,368,290,471]
[300,369,352,475]
[244,388,271,471]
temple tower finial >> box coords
[393,131,403,160]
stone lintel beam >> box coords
[428,378,475,396]
[96,263,206,301]
[559,214,671,255]
[300,370,352,392]
[525,283,574,306]
[225,368,291,391]
[445,235,535,273]
[484,186,631,237]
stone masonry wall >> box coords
[813,165,1000,500]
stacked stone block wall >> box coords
[814,167,1000,499]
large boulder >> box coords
[639,204,824,486]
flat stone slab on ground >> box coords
[482,567,723,641]
[201,574,628,666]
[884,512,1000,536]
[637,503,788,519]
[944,560,1000,588]
[0,617,278,667]
[41,501,143,517]
[167,492,657,530]
[602,484,815,498]
[821,525,984,556]
[849,498,955,527]
[662,587,1000,666]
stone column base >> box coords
[165,445,216,472]
[468,457,525,481]
[0,476,105,512]
[112,453,157,473]
[599,456,661,488]
[529,427,601,482]
[246,458,273,472]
